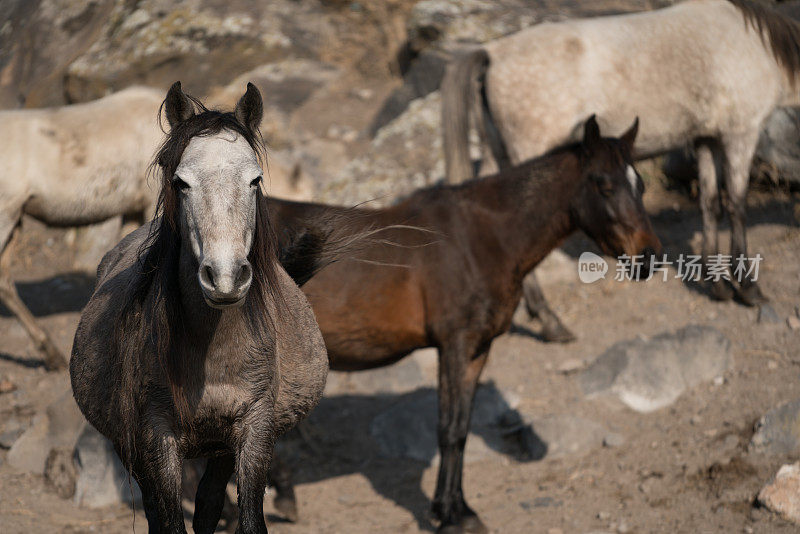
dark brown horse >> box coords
[257,116,661,533]
[70,83,333,534]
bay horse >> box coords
[254,116,660,533]
[0,87,165,371]
[70,82,330,534]
[442,0,796,335]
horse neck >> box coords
[458,150,581,277]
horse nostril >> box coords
[201,264,216,289]
[235,262,252,288]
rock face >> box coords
[7,386,85,474]
[73,425,141,508]
[751,398,800,456]
[758,463,800,524]
[321,91,445,206]
[579,325,732,413]
[754,108,800,186]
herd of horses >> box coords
[0,0,796,532]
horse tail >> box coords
[442,47,491,184]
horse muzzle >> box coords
[198,258,253,309]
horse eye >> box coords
[172,176,190,191]
[591,175,614,197]
[250,176,263,187]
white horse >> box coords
[0,87,165,370]
[443,0,796,332]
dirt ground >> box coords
[1,181,799,533]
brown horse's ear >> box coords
[620,117,639,152]
[234,82,263,133]
[582,114,602,153]
[164,81,195,128]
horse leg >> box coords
[0,222,66,370]
[722,132,766,306]
[696,140,734,301]
[432,338,489,533]
[235,425,274,534]
[522,271,576,342]
[193,454,235,534]
[268,452,298,522]
[131,436,187,533]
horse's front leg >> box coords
[432,336,490,534]
[722,132,767,306]
[193,454,235,534]
[235,417,275,534]
[522,271,576,343]
[130,434,186,534]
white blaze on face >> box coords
[626,165,639,196]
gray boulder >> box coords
[74,424,141,508]
[579,325,732,413]
[751,398,800,456]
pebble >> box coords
[0,380,17,394]
[603,433,625,448]
[757,304,781,324]
[557,358,586,374]
[788,316,800,331]
[758,462,800,524]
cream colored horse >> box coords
[0,87,166,370]
[443,0,797,335]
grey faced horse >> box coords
[70,82,328,534]
[443,0,795,336]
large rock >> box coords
[321,91,446,206]
[579,325,732,413]
[73,424,141,508]
[758,462,800,524]
[7,385,85,474]
[751,398,800,456]
[753,108,800,186]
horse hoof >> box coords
[461,514,489,534]
[541,322,577,344]
[274,495,299,523]
[737,284,768,307]
[709,280,734,301]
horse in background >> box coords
[263,116,660,533]
[0,87,164,370]
[71,82,331,534]
[443,0,795,337]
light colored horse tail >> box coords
[442,48,490,184]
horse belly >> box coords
[303,267,428,371]
[26,163,151,226]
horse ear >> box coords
[582,114,602,153]
[234,82,263,132]
[164,81,195,128]
[620,117,639,151]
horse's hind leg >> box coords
[432,337,490,534]
[522,272,576,343]
[697,140,734,301]
[193,454,235,534]
[0,220,66,370]
[268,453,298,522]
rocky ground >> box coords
[2,1,800,533]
